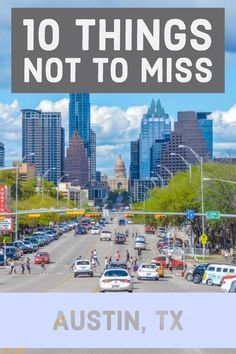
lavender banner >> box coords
[0,293,235,348]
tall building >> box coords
[139,99,171,179]
[130,140,140,180]
[0,142,5,167]
[22,109,64,184]
[64,130,89,188]
[156,111,213,181]
[69,93,91,155]
[90,129,96,181]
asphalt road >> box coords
[0,221,220,293]
[0,221,233,353]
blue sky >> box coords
[0,0,236,175]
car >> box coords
[127,220,134,225]
[150,260,165,278]
[137,263,160,280]
[220,273,236,285]
[91,227,101,235]
[3,246,21,260]
[191,263,210,283]
[77,227,87,235]
[135,238,146,250]
[74,259,94,277]
[99,268,133,292]
[118,219,126,226]
[34,251,50,264]
[221,277,236,292]
[155,256,184,270]
[115,233,126,244]
[100,229,112,241]
[202,264,236,286]
[0,254,5,266]
[23,238,39,251]
[22,240,35,252]
[13,241,31,254]
[229,280,236,292]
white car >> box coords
[137,263,160,280]
[135,238,146,250]
[221,277,236,292]
[99,268,133,292]
[100,229,112,241]
[91,227,101,235]
[127,220,134,224]
[74,259,94,278]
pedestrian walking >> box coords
[133,258,138,273]
[224,249,229,263]
[9,259,17,275]
[108,256,112,265]
[126,250,130,263]
[21,259,25,274]
[165,256,170,269]
[93,249,100,265]
[41,259,46,273]
[104,256,108,269]
[26,257,31,274]
[215,244,219,254]
[115,250,120,261]
[130,256,134,267]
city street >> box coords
[0,221,220,293]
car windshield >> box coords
[141,264,156,269]
[104,270,128,277]
[76,261,90,265]
[110,262,127,268]
[36,253,48,257]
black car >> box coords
[115,234,126,244]
[192,263,210,283]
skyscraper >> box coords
[0,142,5,167]
[22,109,64,184]
[139,99,171,179]
[90,129,96,181]
[130,140,140,181]
[64,130,89,188]
[69,93,91,155]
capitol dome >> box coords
[114,154,126,178]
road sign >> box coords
[206,211,221,220]
[200,233,208,245]
[28,214,41,218]
[186,210,195,220]
[0,218,13,232]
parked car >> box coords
[34,251,50,264]
[189,263,210,283]
[74,259,93,278]
[137,263,160,280]
[118,219,126,226]
[202,264,236,286]
[13,241,31,254]
[229,280,236,292]
[221,277,236,292]
[23,238,38,252]
[99,268,133,292]
[77,227,87,235]
[155,256,184,270]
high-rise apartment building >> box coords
[22,109,64,184]
[64,130,89,188]
[69,93,91,155]
[130,140,140,180]
[139,99,171,179]
[0,142,5,167]
[90,129,96,181]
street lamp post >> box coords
[15,152,35,240]
[157,164,173,178]
[140,192,147,209]
[170,152,192,180]
[41,167,56,205]
[155,173,164,189]
[179,145,205,235]
[56,174,69,205]
[203,177,236,185]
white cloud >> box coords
[211,105,236,144]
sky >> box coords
[0,0,236,176]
